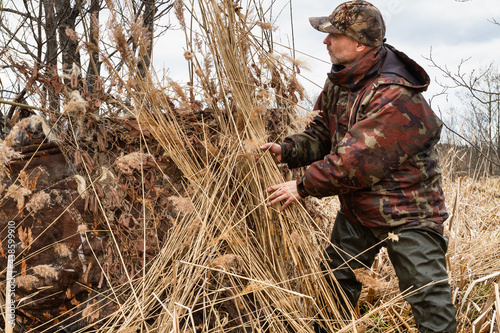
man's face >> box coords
[323,33,361,67]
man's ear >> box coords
[356,42,372,53]
[356,42,366,51]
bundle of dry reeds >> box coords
[87,0,350,331]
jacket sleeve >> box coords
[281,84,333,169]
[297,85,442,198]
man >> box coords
[260,1,457,332]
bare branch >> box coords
[488,18,500,26]
[425,50,500,106]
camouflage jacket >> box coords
[281,45,448,233]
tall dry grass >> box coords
[438,147,500,333]
[85,0,347,331]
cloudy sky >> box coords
[154,0,500,125]
[284,0,500,116]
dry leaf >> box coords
[387,232,399,242]
[82,299,100,323]
[18,226,33,249]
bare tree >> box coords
[136,0,156,80]
[0,0,173,137]
[55,0,82,84]
[87,0,101,90]
[427,54,500,176]
[424,12,500,176]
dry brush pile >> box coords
[1,0,500,332]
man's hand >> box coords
[260,143,282,163]
[266,180,300,211]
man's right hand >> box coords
[259,143,282,163]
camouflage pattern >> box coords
[281,44,448,234]
[309,1,386,47]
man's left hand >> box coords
[266,180,300,211]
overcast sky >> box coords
[154,0,500,126]
[285,0,500,116]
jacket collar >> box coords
[327,46,387,92]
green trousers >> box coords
[318,211,457,333]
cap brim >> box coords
[309,16,341,34]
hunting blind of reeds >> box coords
[0,0,499,332]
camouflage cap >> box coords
[309,1,386,47]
